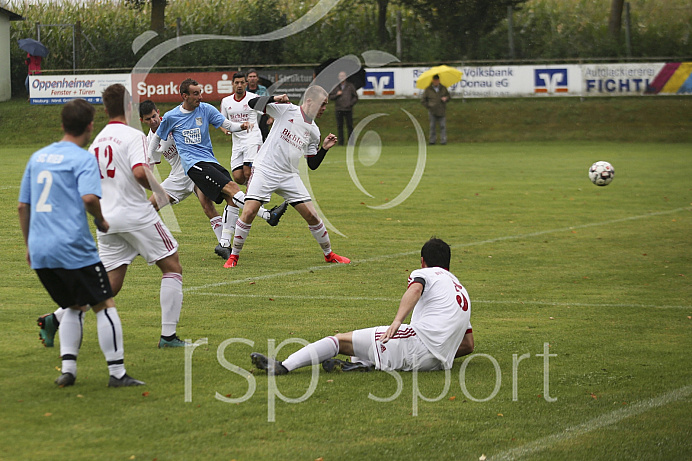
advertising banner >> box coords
[29,74,131,105]
[132,71,238,103]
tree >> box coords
[399,0,528,59]
[377,0,389,44]
[125,0,167,34]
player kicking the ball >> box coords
[224,85,350,268]
[148,78,287,258]
[251,238,474,375]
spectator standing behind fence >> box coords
[328,71,359,146]
[25,53,42,94]
[421,75,450,145]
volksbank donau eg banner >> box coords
[29,74,132,104]
[358,63,689,98]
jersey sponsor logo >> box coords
[280,127,306,149]
[534,68,569,94]
[195,117,203,126]
[363,71,395,95]
[182,128,202,144]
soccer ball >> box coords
[588,161,614,186]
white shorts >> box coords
[161,174,196,205]
[351,324,444,372]
[245,167,311,204]
[231,143,262,171]
[97,220,178,271]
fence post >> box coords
[75,21,82,69]
[396,10,402,60]
[507,6,515,59]
[624,2,632,57]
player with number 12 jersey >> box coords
[90,121,160,232]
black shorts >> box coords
[187,162,232,204]
[35,262,113,308]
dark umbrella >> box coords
[18,38,49,57]
[315,58,366,90]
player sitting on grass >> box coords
[251,238,473,375]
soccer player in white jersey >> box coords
[219,72,263,186]
[140,100,233,260]
[91,84,187,348]
[224,85,350,268]
[19,99,143,387]
[149,78,287,255]
[251,238,474,374]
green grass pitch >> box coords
[0,98,690,460]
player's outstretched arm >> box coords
[306,134,338,170]
[381,282,423,343]
[248,94,289,112]
[133,164,169,208]
[82,194,109,233]
[455,332,474,358]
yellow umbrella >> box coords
[415,65,463,90]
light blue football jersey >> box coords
[157,102,226,173]
[19,141,102,269]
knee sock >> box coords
[96,307,125,379]
[282,336,339,371]
[160,273,183,337]
[210,216,223,243]
[309,220,332,256]
[53,307,66,324]
[221,206,239,247]
[59,308,83,376]
[231,219,251,256]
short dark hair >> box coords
[180,78,199,95]
[139,99,157,118]
[61,99,95,136]
[102,83,129,118]
[232,72,246,82]
[421,238,451,270]
[432,74,440,80]
[246,68,257,77]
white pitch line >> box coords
[186,292,691,310]
[184,206,691,293]
[488,384,692,461]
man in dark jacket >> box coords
[328,71,359,146]
[421,75,451,145]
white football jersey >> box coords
[147,128,184,180]
[253,103,320,176]
[220,92,263,148]
[89,121,159,232]
[408,267,471,369]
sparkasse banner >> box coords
[132,71,238,103]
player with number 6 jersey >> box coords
[251,238,474,375]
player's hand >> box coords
[25,249,31,266]
[94,217,109,233]
[241,122,254,132]
[267,117,274,125]
[273,94,290,104]
[323,133,338,150]
[381,320,402,344]
[220,127,231,135]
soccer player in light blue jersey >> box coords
[19,99,143,388]
[148,78,287,255]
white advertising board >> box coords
[28,74,132,105]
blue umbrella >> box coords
[18,38,49,57]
